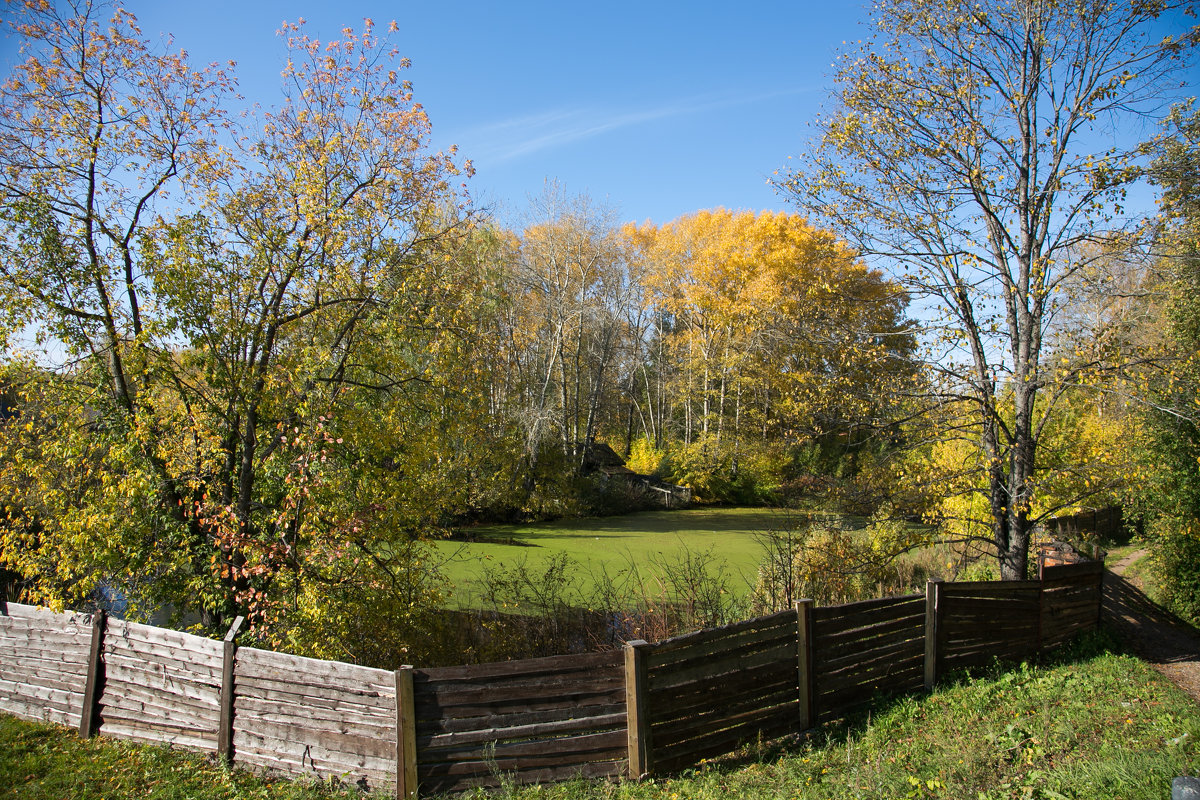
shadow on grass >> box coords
[1102,569,1200,665]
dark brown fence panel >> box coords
[98,619,221,751]
[939,582,1042,672]
[413,649,626,795]
[0,603,91,727]
[1041,561,1102,648]
[233,648,397,794]
[812,594,924,721]
[643,609,799,774]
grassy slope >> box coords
[435,507,814,604]
[5,632,1198,800]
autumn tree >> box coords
[625,210,915,500]
[494,185,636,504]
[1131,105,1200,620]
[0,0,235,614]
[779,0,1198,578]
[0,2,476,644]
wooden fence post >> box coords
[395,666,417,800]
[624,639,651,779]
[79,610,107,738]
[795,599,815,730]
[217,615,244,764]
[923,580,942,690]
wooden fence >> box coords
[0,560,1103,797]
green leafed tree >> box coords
[1133,105,1200,620]
[0,1,478,649]
[778,0,1198,578]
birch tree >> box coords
[779,0,1197,578]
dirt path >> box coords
[1103,553,1200,703]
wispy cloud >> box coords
[455,88,811,164]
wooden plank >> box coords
[813,610,925,650]
[235,716,397,761]
[417,648,622,683]
[645,616,797,667]
[415,681,622,715]
[224,704,395,739]
[651,686,796,743]
[816,637,925,678]
[650,672,796,726]
[414,689,627,722]
[102,660,221,706]
[649,659,795,713]
[0,662,87,690]
[797,599,814,730]
[414,701,626,736]
[233,674,394,706]
[924,580,941,689]
[818,655,925,694]
[80,610,106,738]
[815,621,925,665]
[100,686,220,724]
[111,620,223,659]
[416,670,623,702]
[651,705,795,769]
[624,639,650,779]
[812,593,923,623]
[646,609,797,655]
[647,640,795,691]
[418,711,626,751]
[396,667,417,800]
[218,615,244,764]
[1041,561,1102,580]
[103,642,224,682]
[416,729,627,764]
[940,580,1042,593]
[236,647,393,689]
[233,726,396,779]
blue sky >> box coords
[0,1,866,226]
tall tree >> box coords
[1133,105,1200,620]
[779,0,1197,578]
[0,3,475,635]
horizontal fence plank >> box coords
[645,615,797,668]
[233,695,394,730]
[817,638,924,680]
[418,729,626,764]
[1042,561,1103,580]
[815,620,925,666]
[647,640,795,691]
[648,609,797,656]
[414,686,625,721]
[812,594,923,632]
[940,580,1042,594]
[651,686,797,743]
[418,649,622,683]
[232,726,395,785]
[417,712,626,751]
[235,648,393,689]
[650,672,796,728]
[414,700,626,737]
[652,707,798,770]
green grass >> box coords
[436,507,817,605]
[4,631,1198,799]
[0,714,381,799]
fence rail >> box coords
[0,559,1104,797]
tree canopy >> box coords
[778,0,1198,578]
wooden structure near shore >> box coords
[0,560,1102,797]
